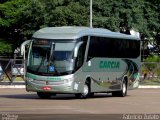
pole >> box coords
[90,0,92,28]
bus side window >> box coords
[87,37,97,60]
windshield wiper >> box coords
[48,42,61,75]
[48,42,55,66]
[36,56,45,73]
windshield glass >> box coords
[27,39,76,76]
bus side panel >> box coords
[82,58,128,92]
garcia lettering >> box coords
[99,61,120,69]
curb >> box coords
[0,85,160,89]
[0,85,25,88]
[138,85,160,89]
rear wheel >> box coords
[37,92,52,99]
[112,80,127,97]
[75,82,90,99]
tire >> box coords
[90,92,94,98]
[37,92,52,99]
[112,80,127,97]
[75,82,90,99]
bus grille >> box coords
[32,80,64,85]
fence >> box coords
[0,59,25,84]
[140,62,160,85]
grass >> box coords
[3,75,24,82]
[140,78,160,85]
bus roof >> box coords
[33,26,140,40]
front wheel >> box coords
[112,80,127,97]
[75,82,90,99]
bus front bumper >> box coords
[26,79,82,94]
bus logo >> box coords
[49,66,55,72]
[99,61,120,69]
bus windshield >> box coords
[27,39,76,76]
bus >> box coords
[21,26,141,99]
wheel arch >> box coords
[85,77,92,91]
[123,75,128,88]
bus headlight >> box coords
[64,78,74,84]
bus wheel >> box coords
[75,82,90,99]
[90,92,94,97]
[112,80,127,97]
[37,92,52,99]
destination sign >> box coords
[34,39,50,45]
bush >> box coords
[144,55,160,62]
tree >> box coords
[0,0,160,56]
[0,39,12,56]
[0,0,29,55]
[46,2,88,26]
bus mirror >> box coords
[74,50,78,58]
[74,41,83,58]
[20,40,31,56]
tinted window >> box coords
[88,36,140,59]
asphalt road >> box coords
[0,88,160,120]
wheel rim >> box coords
[122,83,126,94]
[83,84,89,96]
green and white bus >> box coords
[21,26,140,99]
